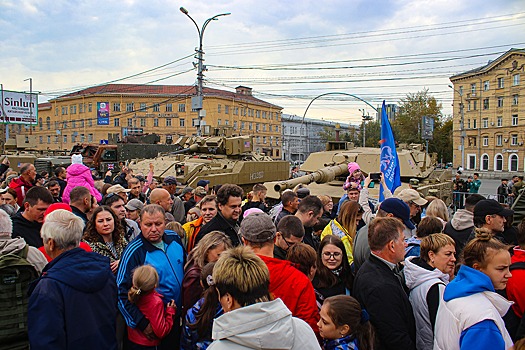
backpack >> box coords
[0,245,39,350]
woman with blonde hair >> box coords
[321,200,363,266]
[425,198,450,225]
[318,195,334,219]
[434,228,513,350]
[209,246,320,349]
[404,233,456,350]
[182,231,231,316]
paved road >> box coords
[476,178,501,199]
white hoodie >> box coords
[404,257,450,350]
[209,298,321,350]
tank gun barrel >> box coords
[169,144,199,155]
[273,163,348,192]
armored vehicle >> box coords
[265,141,452,204]
[129,135,290,192]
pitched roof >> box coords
[450,48,525,81]
[51,84,282,109]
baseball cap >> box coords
[396,189,427,206]
[181,186,194,195]
[474,199,513,218]
[163,176,178,185]
[296,187,310,199]
[106,184,131,194]
[378,198,415,230]
[194,186,207,197]
[240,212,276,243]
[197,179,210,187]
[125,198,144,212]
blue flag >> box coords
[379,100,401,201]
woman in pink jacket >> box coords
[62,154,102,204]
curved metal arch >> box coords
[301,92,378,123]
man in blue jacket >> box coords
[117,204,185,349]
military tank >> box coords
[129,135,290,192]
[265,141,452,204]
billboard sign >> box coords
[0,89,38,125]
[97,102,110,125]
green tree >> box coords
[429,117,453,162]
[319,126,335,143]
[357,120,381,147]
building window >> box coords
[72,121,76,128]
[154,118,159,127]
[63,135,68,144]
[263,136,267,144]
[72,134,76,143]
[126,103,134,112]
[256,110,261,118]
[275,125,279,132]
[47,136,51,144]
[79,104,84,113]
[225,119,229,126]
[496,134,503,146]
[178,103,186,112]
[262,111,267,119]
[80,134,85,142]
[54,135,58,144]
[467,154,476,170]
[256,136,260,143]
[497,97,503,108]
[179,118,185,127]
[39,136,43,144]
[153,104,160,112]
[482,118,488,128]
[497,116,503,127]
[467,101,471,111]
[470,83,476,94]
[225,105,230,114]
[483,81,489,91]
[513,74,520,86]
[38,118,42,130]
[510,154,519,172]
[88,133,93,142]
[481,154,489,170]
[140,103,147,111]
[233,121,238,130]
[233,107,239,115]
[483,98,489,110]
[263,124,267,131]
[494,154,503,171]
[497,77,504,89]
[166,118,172,127]
[46,117,50,130]
[482,136,488,146]
[63,121,68,129]
[55,107,58,116]
[140,118,146,127]
[249,122,253,130]
[88,119,92,127]
[217,104,221,113]
[70,105,76,114]
[127,118,133,127]
[166,104,172,112]
[62,106,68,115]
[256,123,260,132]
[512,114,518,126]
[192,118,199,127]
[473,119,477,129]
[513,94,519,106]
[241,121,245,130]
[114,118,120,127]
[217,119,221,126]
[114,103,121,112]
[80,120,84,127]
[511,134,518,146]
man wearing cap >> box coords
[12,186,54,248]
[196,179,210,193]
[353,197,415,272]
[195,184,243,246]
[182,187,197,214]
[353,216,416,350]
[396,188,427,236]
[471,199,517,245]
[240,212,319,334]
[125,198,144,223]
[184,186,207,216]
[161,176,186,224]
[127,177,146,203]
[106,185,131,204]
[69,186,93,224]
[9,163,37,207]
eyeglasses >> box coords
[283,238,298,250]
[409,201,421,209]
[323,251,342,259]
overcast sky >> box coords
[1,0,524,125]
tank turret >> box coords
[272,164,348,192]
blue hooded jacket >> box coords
[28,248,117,350]
[443,265,506,350]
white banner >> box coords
[0,89,38,124]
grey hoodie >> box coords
[450,209,474,231]
[209,298,320,350]
[0,237,48,273]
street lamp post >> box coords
[448,85,465,169]
[359,108,373,147]
[180,7,230,137]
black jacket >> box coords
[353,254,416,350]
[443,221,473,257]
[195,212,240,246]
[12,212,43,248]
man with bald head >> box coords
[9,163,37,206]
[149,188,175,223]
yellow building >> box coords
[450,49,524,172]
[22,84,282,158]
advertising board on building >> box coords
[0,89,38,124]
[97,102,110,125]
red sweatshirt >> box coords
[127,290,176,346]
[507,247,525,318]
[257,254,320,334]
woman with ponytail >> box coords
[434,228,514,350]
[127,265,176,349]
[318,295,375,350]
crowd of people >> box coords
[1,156,525,350]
